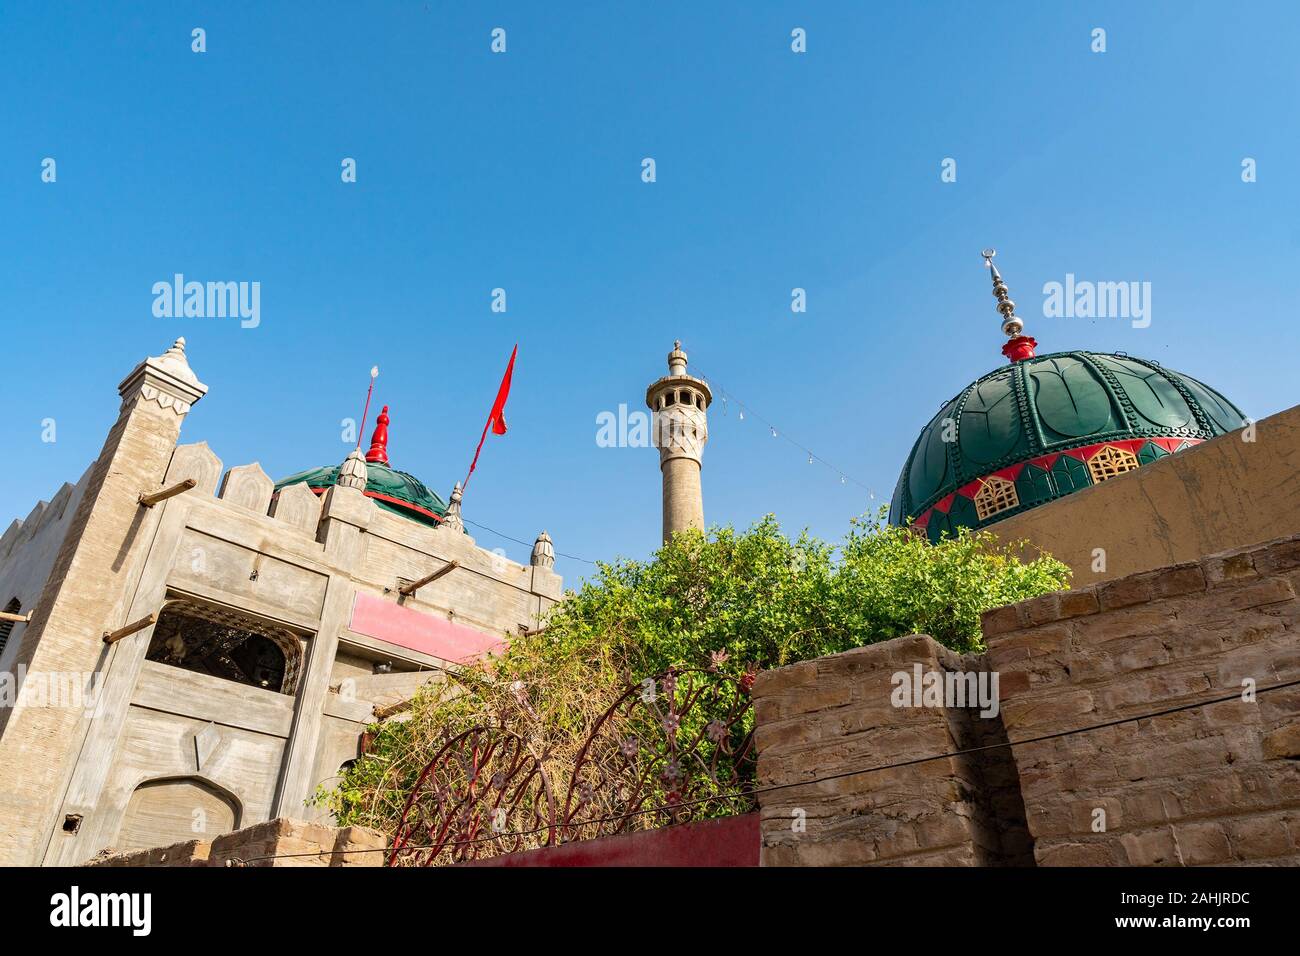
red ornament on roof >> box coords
[366,405,391,465]
[1002,335,1038,362]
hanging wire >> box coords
[692,364,879,496]
[462,517,595,565]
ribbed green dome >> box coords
[889,351,1247,542]
[274,461,447,528]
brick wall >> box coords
[753,634,1033,866]
[752,533,1300,868]
[83,817,387,867]
[984,532,1300,866]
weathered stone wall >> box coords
[753,534,1300,867]
[984,532,1300,866]
[0,468,91,673]
[753,634,1032,866]
[988,402,1300,585]
[83,817,387,867]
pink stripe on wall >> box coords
[349,591,507,664]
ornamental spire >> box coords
[531,529,555,568]
[667,340,688,376]
[982,249,1037,363]
[365,405,390,465]
[441,481,465,533]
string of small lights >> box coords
[691,363,882,505]
[228,677,1300,864]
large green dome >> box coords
[274,461,447,527]
[889,350,1247,542]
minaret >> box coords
[646,341,712,543]
[983,249,1037,363]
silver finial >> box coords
[983,248,1023,338]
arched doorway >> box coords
[116,776,241,851]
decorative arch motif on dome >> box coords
[958,371,1025,467]
[973,476,1019,521]
[1086,444,1141,484]
[1025,355,1119,441]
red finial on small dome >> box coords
[1002,336,1038,362]
[366,405,390,465]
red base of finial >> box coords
[1002,336,1038,363]
[366,405,391,465]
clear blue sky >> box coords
[3,2,1297,583]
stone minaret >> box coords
[646,341,711,543]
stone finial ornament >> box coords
[667,340,688,376]
[338,448,368,491]
[119,335,209,416]
[441,481,465,533]
[156,337,203,388]
[982,249,1037,363]
[530,530,555,568]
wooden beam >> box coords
[138,478,197,508]
[373,699,412,720]
[398,560,460,596]
[521,626,546,638]
[0,610,32,624]
[102,612,157,645]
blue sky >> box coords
[3,1,1297,583]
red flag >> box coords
[464,344,517,489]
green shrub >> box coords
[319,509,1069,835]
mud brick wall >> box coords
[983,532,1300,866]
[753,634,1033,866]
[84,817,387,867]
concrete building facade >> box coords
[0,338,562,866]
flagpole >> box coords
[461,344,518,495]
[357,366,379,450]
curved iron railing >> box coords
[386,665,757,866]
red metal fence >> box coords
[386,666,757,866]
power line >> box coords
[463,517,596,565]
[230,676,1299,864]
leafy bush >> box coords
[319,509,1069,834]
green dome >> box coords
[889,351,1247,542]
[274,461,448,528]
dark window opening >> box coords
[145,600,301,694]
[0,598,20,655]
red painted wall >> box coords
[459,813,760,867]
[349,592,506,664]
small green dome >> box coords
[889,351,1247,542]
[275,461,447,527]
